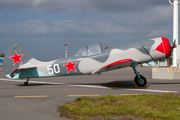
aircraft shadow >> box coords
[18,84,50,86]
[101,81,147,89]
[17,80,148,89]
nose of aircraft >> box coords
[155,37,171,59]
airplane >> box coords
[2,37,173,87]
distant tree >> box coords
[0,54,4,58]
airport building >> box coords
[0,57,3,66]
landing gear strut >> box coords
[24,78,29,86]
[132,65,147,87]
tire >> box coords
[24,82,28,86]
[134,75,147,87]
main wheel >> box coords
[134,75,147,87]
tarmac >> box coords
[0,66,180,120]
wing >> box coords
[92,59,132,74]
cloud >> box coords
[148,29,170,37]
[0,4,173,40]
[0,0,32,11]
[0,0,169,12]
[0,0,174,60]
[0,19,122,37]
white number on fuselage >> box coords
[54,64,60,73]
[47,64,60,74]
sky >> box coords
[0,0,177,60]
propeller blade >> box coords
[171,39,176,49]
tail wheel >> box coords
[24,82,28,86]
[134,75,147,87]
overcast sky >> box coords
[0,0,176,60]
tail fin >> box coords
[3,44,34,79]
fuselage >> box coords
[15,37,171,79]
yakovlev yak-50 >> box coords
[3,37,174,86]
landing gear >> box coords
[24,78,29,86]
[24,82,28,86]
[134,75,147,87]
[132,65,147,87]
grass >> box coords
[59,93,180,120]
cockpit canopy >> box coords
[73,43,110,57]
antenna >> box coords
[50,50,59,59]
[64,43,69,58]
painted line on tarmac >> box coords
[120,94,139,96]
[0,78,109,89]
[0,78,178,93]
[150,84,180,87]
[125,89,178,93]
[15,95,47,98]
[68,94,100,97]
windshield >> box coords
[74,46,88,57]
[88,44,101,56]
[73,43,110,57]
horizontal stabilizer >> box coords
[10,68,24,78]
[10,67,37,78]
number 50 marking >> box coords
[47,64,60,74]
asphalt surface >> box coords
[0,66,180,120]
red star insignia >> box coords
[63,59,77,73]
[9,51,23,65]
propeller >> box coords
[171,39,176,50]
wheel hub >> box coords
[138,79,144,85]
